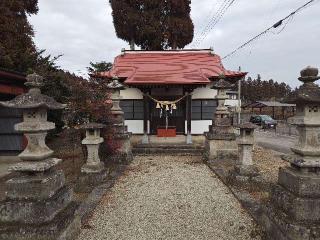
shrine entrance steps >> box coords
[131,135,205,156]
[132,143,204,156]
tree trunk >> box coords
[130,39,135,50]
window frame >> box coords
[191,99,217,120]
[120,99,144,120]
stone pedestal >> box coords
[107,77,133,164]
[0,73,80,240]
[265,67,320,240]
[142,133,149,144]
[205,78,237,162]
[76,123,107,193]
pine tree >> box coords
[109,0,194,50]
[0,0,39,72]
[87,61,113,75]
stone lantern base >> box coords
[229,165,261,186]
[76,162,108,193]
[0,168,80,240]
[204,132,237,163]
[261,165,320,240]
[110,134,133,164]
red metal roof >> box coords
[98,50,247,85]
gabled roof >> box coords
[97,49,247,85]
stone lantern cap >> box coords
[211,78,233,90]
[0,73,64,110]
[286,66,320,104]
[106,76,125,90]
[235,122,257,130]
[80,122,106,129]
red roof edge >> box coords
[0,70,26,82]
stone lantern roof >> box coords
[80,122,106,129]
[106,76,125,90]
[286,66,320,104]
[0,73,64,109]
[211,78,233,90]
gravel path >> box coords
[78,155,261,240]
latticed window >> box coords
[120,100,144,120]
[192,100,217,120]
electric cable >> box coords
[222,0,318,60]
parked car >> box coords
[250,115,277,129]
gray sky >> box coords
[29,0,320,87]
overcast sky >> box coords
[29,0,320,87]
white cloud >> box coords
[29,0,320,87]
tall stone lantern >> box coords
[76,123,107,192]
[0,73,80,240]
[267,67,320,239]
[204,77,237,162]
[106,76,133,163]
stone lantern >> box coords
[233,122,259,179]
[266,67,320,239]
[0,73,79,240]
[106,76,133,163]
[76,123,107,192]
[204,77,237,162]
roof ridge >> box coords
[123,49,212,54]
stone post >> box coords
[106,76,133,164]
[204,77,237,162]
[266,67,320,239]
[0,73,80,240]
[76,123,107,192]
[233,122,259,180]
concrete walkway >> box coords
[78,155,261,240]
[255,130,297,154]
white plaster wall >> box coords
[120,88,143,99]
[225,99,241,107]
[192,86,217,99]
[185,120,212,135]
[125,120,150,134]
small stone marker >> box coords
[266,66,320,239]
[106,76,133,164]
[76,123,107,192]
[232,122,259,180]
[204,77,237,162]
[0,73,80,240]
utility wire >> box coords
[194,0,222,36]
[192,0,236,48]
[193,0,235,47]
[222,0,318,60]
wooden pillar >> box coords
[273,106,275,119]
[142,91,149,144]
[186,92,192,144]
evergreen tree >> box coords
[87,61,113,75]
[109,0,194,50]
[241,75,293,103]
[0,0,39,72]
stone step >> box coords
[133,144,204,150]
[132,147,204,156]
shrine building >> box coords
[0,69,26,156]
[98,49,246,138]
